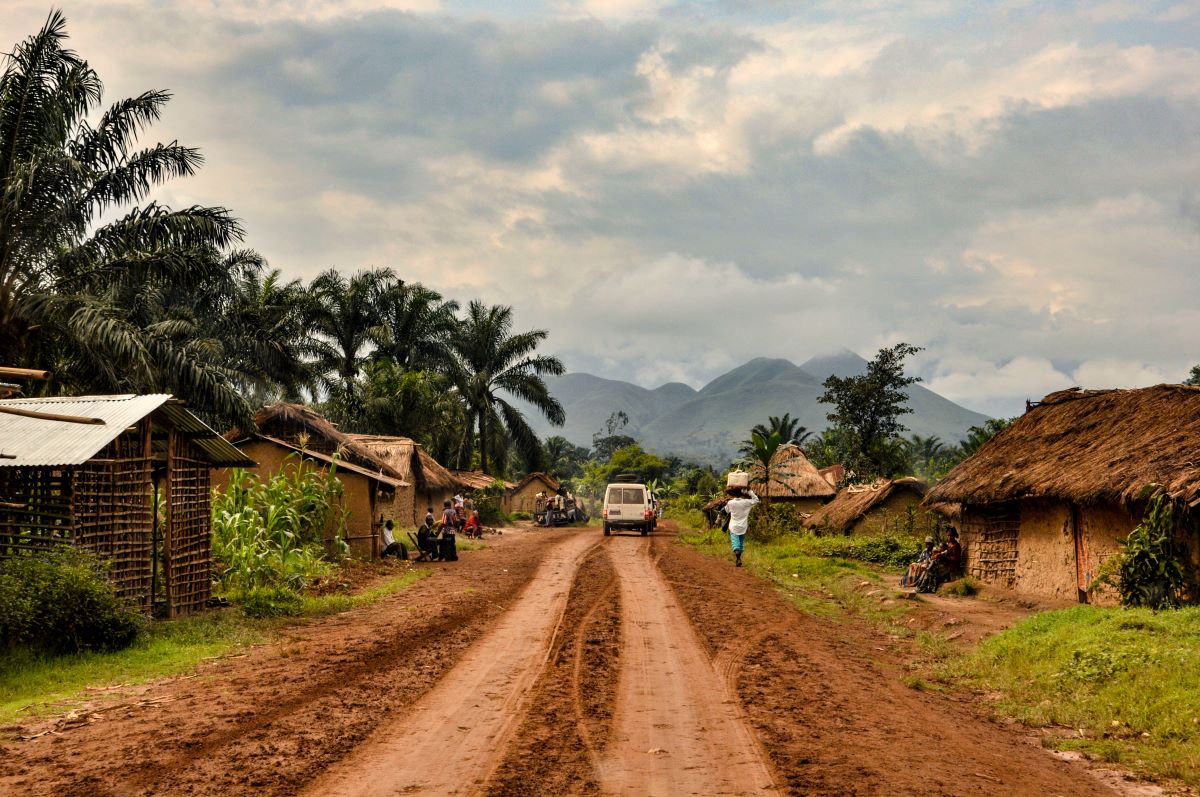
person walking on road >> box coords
[722,486,759,567]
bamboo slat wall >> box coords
[964,503,1020,588]
[164,433,213,617]
[0,467,72,555]
[74,457,155,612]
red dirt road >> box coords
[0,522,1149,796]
[598,537,777,796]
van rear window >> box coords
[607,487,644,504]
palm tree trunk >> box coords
[479,407,488,474]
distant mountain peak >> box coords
[800,350,870,380]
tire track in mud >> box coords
[483,541,621,796]
[598,534,781,796]
[300,531,601,797]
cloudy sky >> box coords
[5,1,1199,417]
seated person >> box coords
[463,509,483,539]
[900,537,935,587]
[417,512,439,559]
[380,519,407,559]
[916,529,964,593]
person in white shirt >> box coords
[722,487,759,567]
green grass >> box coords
[942,605,1200,786]
[679,529,909,626]
[0,567,429,728]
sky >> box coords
[4,0,1199,417]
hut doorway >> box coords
[1071,505,1090,604]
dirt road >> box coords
[598,538,778,796]
[1,523,1146,796]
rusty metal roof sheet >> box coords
[0,394,254,468]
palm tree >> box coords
[372,280,459,372]
[904,434,947,480]
[743,430,786,506]
[306,267,394,398]
[448,301,565,474]
[740,413,811,456]
[0,13,251,422]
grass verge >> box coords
[938,605,1200,786]
[0,567,429,728]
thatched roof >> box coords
[235,403,391,474]
[804,477,926,533]
[818,464,845,487]
[346,434,460,492]
[453,469,514,491]
[925,385,1200,507]
[510,472,561,494]
[257,435,408,488]
[751,443,836,500]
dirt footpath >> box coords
[0,522,1156,796]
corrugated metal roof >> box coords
[0,394,171,467]
[0,394,255,468]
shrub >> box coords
[1113,492,1195,609]
[0,548,144,654]
[747,503,806,542]
[511,511,533,521]
[797,533,924,568]
[470,481,509,525]
[944,576,979,597]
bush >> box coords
[470,481,509,525]
[0,548,144,654]
[747,503,806,543]
[511,511,533,521]
[801,533,925,567]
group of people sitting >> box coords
[900,528,963,593]
[379,493,490,563]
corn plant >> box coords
[211,454,349,600]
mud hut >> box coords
[347,435,460,527]
[222,404,409,557]
[751,443,836,512]
[804,477,929,536]
[505,472,561,514]
[0,394,253,617]
[925,385,1200,604]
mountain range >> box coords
[516,350,990,466]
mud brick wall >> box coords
[961,503,1020,588]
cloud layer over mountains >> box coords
[5,1,1198,417]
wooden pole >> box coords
[0,366,51,381]
[0,405,105,425]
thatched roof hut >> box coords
[505,472,561,514]
[927,385,1200,507]
[924,385,1200,604]
[237,403,398,478]
[751,444,836,511]
[452,469,514,492]
[347,435,460,527]
[804,477,928,536]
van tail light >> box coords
[602,509,608,519]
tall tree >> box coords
[448,300,565,474]
[740,412,811,456]
[306,267,393,400]
[818,342,923,477]
[372,280,459,372]
[0,12,251,422]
